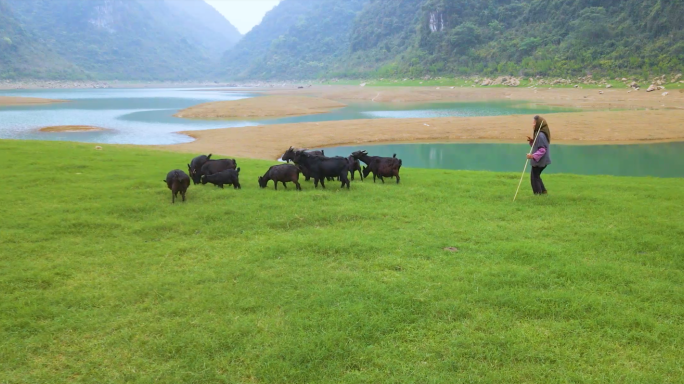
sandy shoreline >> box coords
[158,110,684,160]
[174,95,346,119]
[39,125,108,133]
[0,96,67,106]
[208,85,684,110]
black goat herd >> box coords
[163,147,403,203]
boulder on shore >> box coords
[502,77,520,87]
[646,84,657,92]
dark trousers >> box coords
[531,166,547,195]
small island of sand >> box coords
[173,95,346,120]
[39,125,108,133]
[0,96,67,107]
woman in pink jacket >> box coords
[526,115,552,195]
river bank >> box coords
[246,84,684,110]
[160,110,684,160]
[172,84,684,126]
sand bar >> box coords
[0,96,67,106]
[174,95,346,119]
[39,125,107,133]
[238,85,684,110]
[159,110,684,160]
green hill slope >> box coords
[3,0,241,80]
[396,0,684,78]
[0,0,83,79]
[219,0,684,80]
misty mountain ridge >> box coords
[1,0,241,80]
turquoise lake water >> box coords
[0,88,573,145]
[321,142,684,178]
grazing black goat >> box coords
[258,164,302,191]
[202,168,241,189]
[200,159,237,181]
[187,154,212,185]
[164,169,190,203]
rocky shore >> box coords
[3,75,682,91]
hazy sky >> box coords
[205,0,281,34]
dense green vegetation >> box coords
[2,140,683,382]
[2,0,240,80]
[225,0,684,80]
[219,0,369,79]
[344,0,423,76]
[0,0,84,79]
[397,0,684,79]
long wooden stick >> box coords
[513,127,542,201]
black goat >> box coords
[352,150,402,184]
[202,168,241,189]
[347,155,364,181]
[164,169,190,203]
[187,154,212,185]
[293,152,350,189]
[258,164,301,190]
[200,159,237,181]
[282,147,325,181]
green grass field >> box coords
[1,140,683,383]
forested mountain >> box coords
[395,0,684,79]
[219,0,369,79]
[4,0,683,81]
[0,0,83,79]
[2,0,241,80]
[343,0,423,77]
[221,0,684,80]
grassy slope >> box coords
[1,140,683,383]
